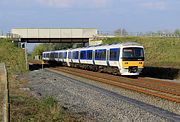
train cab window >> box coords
[72,51,79,59]
[95,49,106,60]
[110,48,120,61]
[87,50,92,60]
[134,48,144,57]
[80,51,87,59]
[123,49,133,57]
[123,48,144,58]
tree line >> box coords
[100,28,180,36]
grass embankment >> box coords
[0,38,27,121]
[103,37,180,68]
[0,70,4,122]
[0,39,77,121]
[0,39,26,74]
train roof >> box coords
[43,50,67,53]
[43,42,143,53]
[85,42,142,48]
[118,42,141,46]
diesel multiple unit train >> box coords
[42,42,144,75]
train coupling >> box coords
[128,66,138,73]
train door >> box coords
[67,50,71,66]
[106,49,110,66]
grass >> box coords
[0,39,83,121]
[10,95,62,121]
[102,37,180,68]
[0,75,3,122]
[8,73,82,122]
[0,39,27,121]
[0,39,26,74]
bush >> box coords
[0,39,26,74]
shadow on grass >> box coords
[141,67,180,80]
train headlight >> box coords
[139,62,142,64]
[125,62,128,64]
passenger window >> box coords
[63,52,67,59]
[110,48,120,61]
[55,53,58,58]
[73,51,79,59]
[95,49,106,60]
[80,51,86,59]
[87,50,92,60]
[59,53,63,58]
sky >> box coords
[0,0,180,52]
[0,0,180,33]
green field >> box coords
[102,37,180,68]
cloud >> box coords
[140,1,167,10]
[38,0,109,8]
[38,0,73,7]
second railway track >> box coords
[48,66,180,103]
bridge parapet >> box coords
[11,28,97,43]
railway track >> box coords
[48,66,180,103]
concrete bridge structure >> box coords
[11,28,97,44]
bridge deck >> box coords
[11,28,97,43]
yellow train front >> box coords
[119,45,144,75]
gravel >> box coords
[27,69,180,122]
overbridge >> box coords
[11,28,97,43]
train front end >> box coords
[120,46,144,75]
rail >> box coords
[48,67,180,103]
